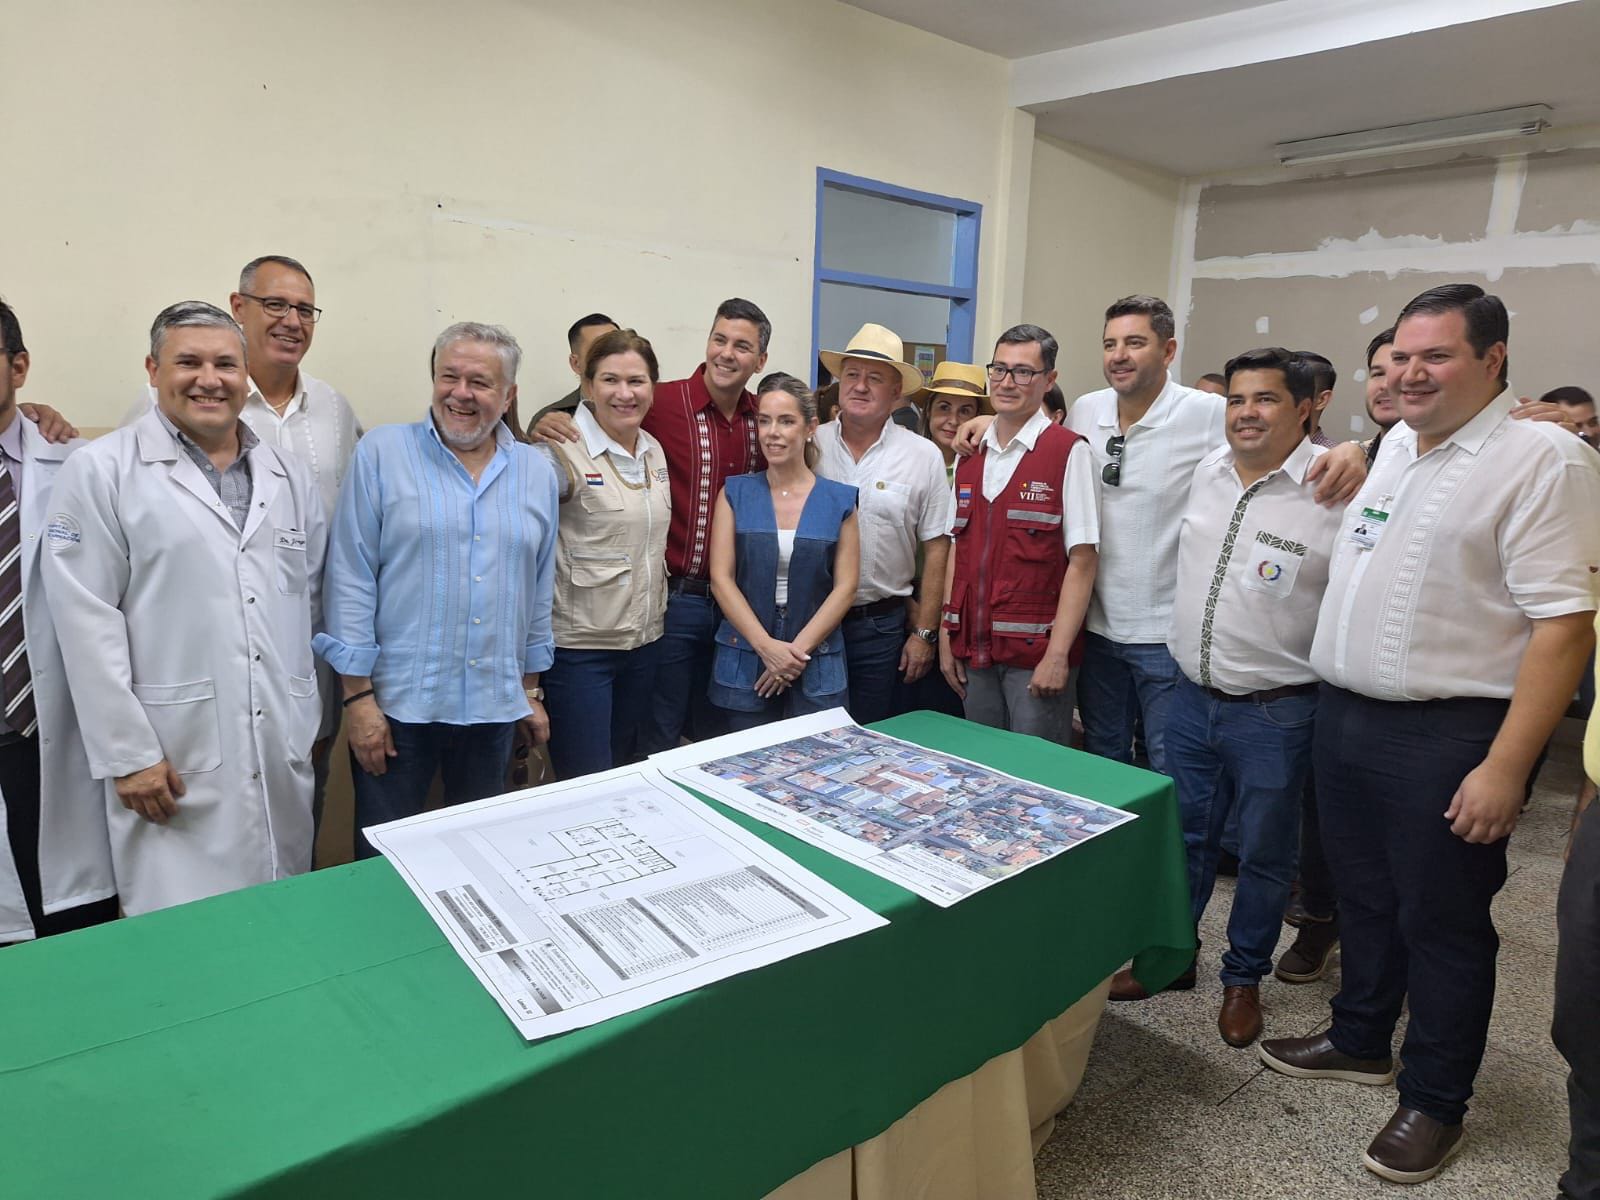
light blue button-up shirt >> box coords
[314,416,559,725]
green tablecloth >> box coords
[0,713,1194,1199]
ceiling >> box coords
[844,0,1600,176]
[840,0,1280,59]
[1027,2,1600,175]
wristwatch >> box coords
[525,686,545,702]
[913,628,938,644]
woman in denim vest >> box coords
[708,373,859,729]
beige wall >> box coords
[1174,135,1600,440]
[4,0,1023,428]
[1021,134,1181,397]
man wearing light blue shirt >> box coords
[316,322,558,858]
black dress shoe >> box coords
[1258,1032,1395,1085]
[1108,959,1197,1001]
[1275,919,1339,983]
[1362,1106,1464,1183]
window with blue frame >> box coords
[811,169,982,388]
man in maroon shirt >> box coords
[535,298,769,751]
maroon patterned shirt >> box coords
[642,365,764,580]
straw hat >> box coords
[818,323,927,394]
[916,361,991,412]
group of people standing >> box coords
[0,255,1596,1192]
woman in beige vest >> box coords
[539,329,670,777]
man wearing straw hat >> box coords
[815,323,949,725]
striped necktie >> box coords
[0,459,35,738]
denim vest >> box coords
[710,473,858,712]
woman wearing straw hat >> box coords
[900,361,991,719]
[918,361,991,483]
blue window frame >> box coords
[811,168,982,386]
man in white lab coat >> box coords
[0,298,117,942]
[42,301,327,915]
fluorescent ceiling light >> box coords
[1275,105,1552,166]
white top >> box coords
[1310,393,1600,701]
[815,418,948,603]
[775,528,797,608]
[1066,377,1226,644]
[575,402,652,487]
[1169,438,1344,694]
[133,370,362,519]
[944,406,1101,549]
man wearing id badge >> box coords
[1110,348,1341,1043]
[41,302,327,915]
[1261,285,1600,1185]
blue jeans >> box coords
[1166,675,1316,986]
[640,589,727,753]
[543,641,662,779]
[1316,685,1510,1124]
[1078,633,1182,773]
[842,608,906,725]
[351,718,517,859]
[718,605,847,730]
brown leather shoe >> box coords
[1218,985,1262,1046]
[1108,959,1197,1001]
[1274,918,1340,983]
[1258,1032,1395,1085]
[1362,1106,1464,1183]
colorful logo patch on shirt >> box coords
[1256,560,1283,582]
[585,472,605,488]
[957,484,973,505]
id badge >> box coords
[1349,504,1390,551]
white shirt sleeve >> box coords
[916,448,952,543]
[945,477,961,537]
[1061,439,1101,550]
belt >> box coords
[845,597,905,620]
[667,576,711,598]
[1202,682,1319,704]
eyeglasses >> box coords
[985,363,1044,385]
[239,294,322,324]
[1102,434,1125,487]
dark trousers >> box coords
[351,719,517,859]
[1298,773,1338,921]
[0,734,117,944]
[640,589,726,753]
[1557,799,1600,1199]
[1315,685,1510,1125]
[841,608,907,726]
[543,641,662,779]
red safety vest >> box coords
[943,422,1086,670]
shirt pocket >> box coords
[566,552,633,631]
[1005,507,1063,565]
[863,479,912,527]
[132,679,223,776]
[274,528,309,595]
[1239,532,1306,599]
[287,672,321,761]
[576,478,625,515]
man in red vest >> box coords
[939,325,1099,743]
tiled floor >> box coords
[1033,748,1582,1199]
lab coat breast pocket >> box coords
[131,679,223,775]
[274,528,308,595]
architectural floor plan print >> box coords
[654,710,1138,907]
[365,765,886,1040]
[496,818,675,901]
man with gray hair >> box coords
[316,322,559,858]
[42,301,326,914]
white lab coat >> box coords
[0,422,116,939]
[41,409,327,915]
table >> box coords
[0,713,1194,1199]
